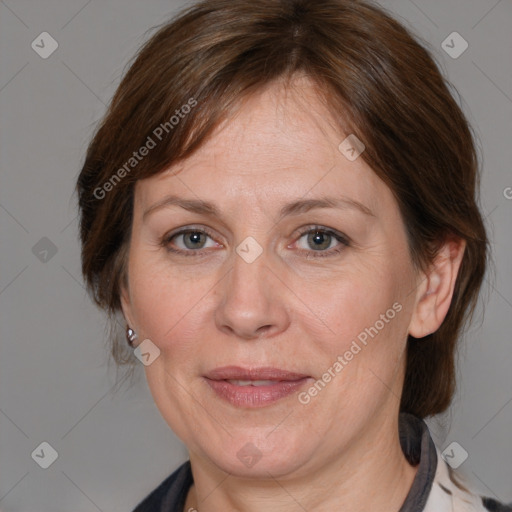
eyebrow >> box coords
[142,194,376,221]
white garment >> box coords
[424,447,494,512]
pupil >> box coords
[185,232,204,249]
[308,231,330,250]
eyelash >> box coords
[161,226,219,258]
[161,225,351,258]
[294,225,350,258]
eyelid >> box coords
[161,225,222,256]
[161,224,351,257]
[163,224,218,243]
[293,225,351,244]
[290,225,351,257]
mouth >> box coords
[204,366,312,408]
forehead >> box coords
[136,78,388,215]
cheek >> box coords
[128,250,213,349]
[296,260,403,352]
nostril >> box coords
[255,324,273,336]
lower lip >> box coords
[205,378,311,407]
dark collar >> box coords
[398,413,438,512]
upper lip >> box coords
[205,366,310,381]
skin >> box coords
[121,75,465,512]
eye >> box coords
[162,227,221,256]
[293,226,350,257]
[161,225,350,258]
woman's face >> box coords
[122,77,423,478]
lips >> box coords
[205,366,310,381]
[226,379,278,387]
[204,366,312,407]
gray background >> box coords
[0,0,511,510]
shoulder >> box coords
[132,460,193,512]
[424,447,512,512]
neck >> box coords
[185,412,418,512]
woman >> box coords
[76,0,510,510]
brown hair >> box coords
[76,0,488,418]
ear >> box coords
[408,236,466,338]
[120,280,136,330]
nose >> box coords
[214,248,290,340]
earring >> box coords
[126,327,138,347]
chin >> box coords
[201,432,315,479]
